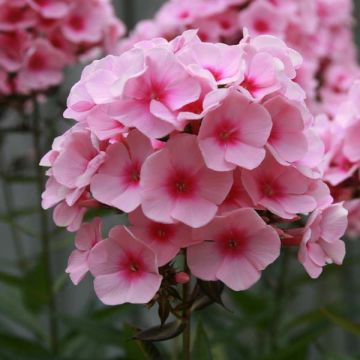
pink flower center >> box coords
[28,53,47,71]
[167,170,195,198]
[5,8,24,23]
[218,230,247,256]
[69,15,85,31]
[254,19,270,33]
[179,10,190,19]
[34,0,50,6]
[204,66,223,82]
[149,223,174,243]
[241,77,258,94]
[125,162,141,185]
[215,122,239,146]
[121,255,144,278]
[180,99,203,115]
[220,20,231,30]
[261,180,282,198]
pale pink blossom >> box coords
[240,50,281,100]
[128,208,194,266]
[16,39,68,93]
[113,47,201,138]
[188,209,281,290]
[53,200,87,232]
[198,89,272,171]
[299,203,347,278]
[66,218,103,285]
[219,168,254,214]
[52,129,106,190]
[141,134,233,228]
[88,226,162,305]
[239,1,287,37]
[61,0,109,44]
[91,130,153,212]
[28,0,69,19]
[242,153,318,219]
[177,42,244,86]
[264,95,308,164]
[1,0,125,96]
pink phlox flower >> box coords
[88,225,162,305]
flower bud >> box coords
[175,272,190,284]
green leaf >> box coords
[321,308,360,337]
[258,325,328,360]
[0,271,23,287]
[21,259,50,313]
[0,288,45,339]
[60,314,124,346]
[134,320,186,342]
[0,332,48,356]
[122,325,164,360]
[231,291,269,315]
[192,320,213,360]
[198,280,227,309]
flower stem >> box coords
[182,253,191,360]
[31,97,59,354]
[269,249,290,351]
[0,154,27,272]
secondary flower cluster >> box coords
[117,0,359,117]
[42,30,348,305]
[314,80,360,237]
[0,0,125,96]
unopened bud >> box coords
[175,272,190,284]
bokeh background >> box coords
[1,1,360,359]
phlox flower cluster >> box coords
[314,81,360,238]
[42,30,348,306]
[117,0,359,117]
[0,0,125,96]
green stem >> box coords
[31,97,59,354]
[269,249,290,351]
[0,161,27,272]
[182,253,191,360]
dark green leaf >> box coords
[192,321,213,360]
[21,259,50,313]
[0,332,48,355]
[0,288,44,339]
[321,308,360,337]
[60,315,123,346]
[134,320,186,342]
[122,325,164,360]
[0,271,23,287]
[158,297,170,326]
[198,280,226,308]
[259,325,328,360]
